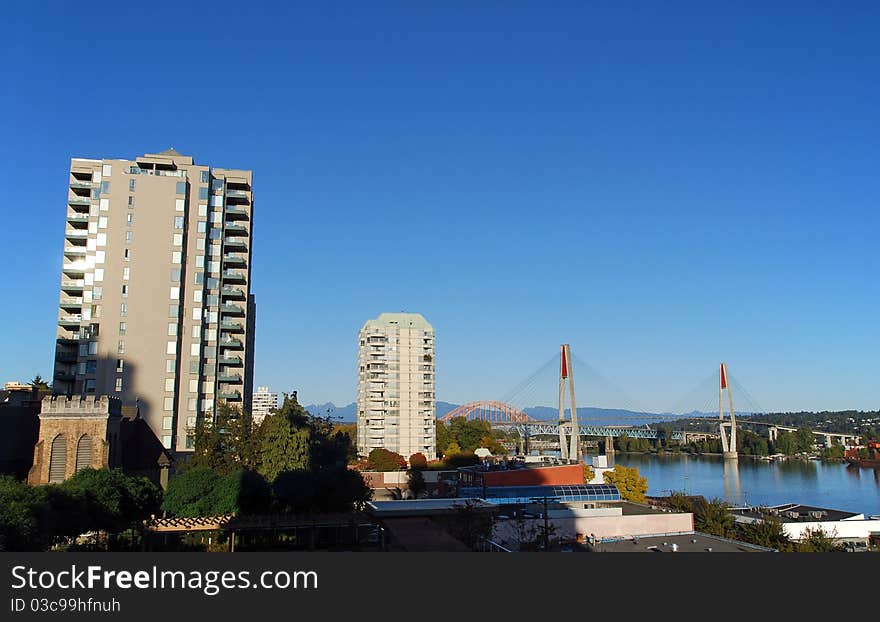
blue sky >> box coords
[2,1,877,412]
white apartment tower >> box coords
[251,386,279,423]
[357,313,436,460]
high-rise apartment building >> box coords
[357,313,435,460]
[251,386,279,423]
[53,149,255,454]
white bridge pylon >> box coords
[718,362,738,460]
[557,344,581,463]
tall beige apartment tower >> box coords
[357,313,436,460]
[53,149,255,455]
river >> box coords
[597,452,880,516]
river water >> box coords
[599,453,880,516]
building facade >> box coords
[52,150,255,454]
[357,313,436,460]
[251,386,279,423]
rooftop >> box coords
[730,503,861,523]
[459,484,621,505]
[593,532,775,553]
[366,499,495,517]
[362,312,433,331]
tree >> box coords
[798,526,840,552]
[258,414,312,481]
[367,448,406,471]
[665,491,696,513]
[794,428,815,453]
[443,441,462,457]
[693,498,734,538]
[407,468,426,498]
[188,402,259,474]
[737,516,793,551]
[0,476,43,551]
[603,465,648,503]
[409,453,428,470]
[162,468,222,517]
[29,375,52,397]
[435,420,451,456]
[439,500,496,550]
[61,468,161,533]
[582,464,595,484]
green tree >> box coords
[29,375,52,397]
[665,491,695,513]
[794,428,815,453]
[603,465,648,503]
[407,468,426,498]
[188,402,259,474]
[443,441,462,457]
[737,516,793,551]
[0,476,43,551]
[60,468,161,533]
[162,468,221,517]
[258,414,312,481]
[798,526,840,552]
[435,420,451,456]
[774,431,799,456]
[693,498,734,538]
[439,500,496,550]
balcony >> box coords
[222,270,246,283]
[59,295,83,310]
[219,390,242,401]
[225,206,249,220]
[58,314,83,327]
[225,189,250,203]
[223,254,246,267]
[69,181,94,190]
[62,261,87,276]
[61,279,85,293]
[224,223,248,237]
[221,286,245,300]
[68,196,90,206]
[224,237,247,251]
[67,213,89,227]
[220,320,244,333]
[65,229,88,240]
[53,370,76,382]
[219,338,243,350]
[63,246,87,258]
[218,373,242,383]
[218,355,243,367]
[55,351,77,364]
[220,303,245,316]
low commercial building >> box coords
[731,503,880,546]
[591,532,774,553]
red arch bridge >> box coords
[439,401,681,441]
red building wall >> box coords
[479,464,584,487]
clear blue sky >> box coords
[2,1,877,412]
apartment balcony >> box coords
[67,213,90,227]
[218,338,243,350]
[69,180,94,190]
[223,254,246,267]
[58,314,83,327]
[60,279,85,293]
[65,229,88,240]
[220,302,245,316]
[225,189,250,204]
[221,286,245,300]
[225,206,249,220]
[53,369,76,382]
[62,261,87,277]
[222,270,246,284]
[218,390,242,401]
[224,223,248,237]
[68,196,91,206]
[224,237,247,251]
[56,336,78,347]
[218,355,243,367]
[59,296,83,311]
[63,246,87,258]
[55,351,77,364]
[68,199,91,213]
[218,373,242,383]
[220,320,244,333]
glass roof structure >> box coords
[458,484,621,505]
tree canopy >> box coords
[603,465,648,503]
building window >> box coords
[172,251,182,264]
[197,238,205,251]
[168,322,178,336]
[102,164,112,177]
[88,341,98,355]
[129,179,135,191]
[93,286,103,300]
[171,269,180,282]
[99,198,109,211]
[98,216,108,229]
[127,213,134,225]
[121,284,128,297]
[95,250,105,264]
[124,248,130,261]
[116,359,124,372]
[188,398,197,411]
[117,340,125,354]
[85,378,96,393]
[120,302,127,317]
[118,322,126,336]
[189,379,199,393]
[174,216,184,229]
[173,233,183,246]
[169,286,180,300]
[115,378,123,392]
[197,221,207,233]
[193,290,202,303]
[92,304,101,319]
[198,204,208,217]
[176,181,187,195]
[196,255,204,268]
[191,343,200,356]
[165,378,175,392]
[164,398,174,411]
[125,231,132,242]
[199,187,209,200]
[101,181,110,194]
[176,198,186,212]
[49,435,67,484]
[162,435,172,449]
[200,171,209,183]
[194,272,204,285]
[189,360,199,374]
[166,341,177,355]
[122,267,130,280]
[94,268,104,282]
[166,359,176,373]
[128,195,134,207]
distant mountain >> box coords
[304,400,721,424]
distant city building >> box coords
[251,386,279,422]
[51,149,255,455]
[357,313,436,460]
[3,381,32,392]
